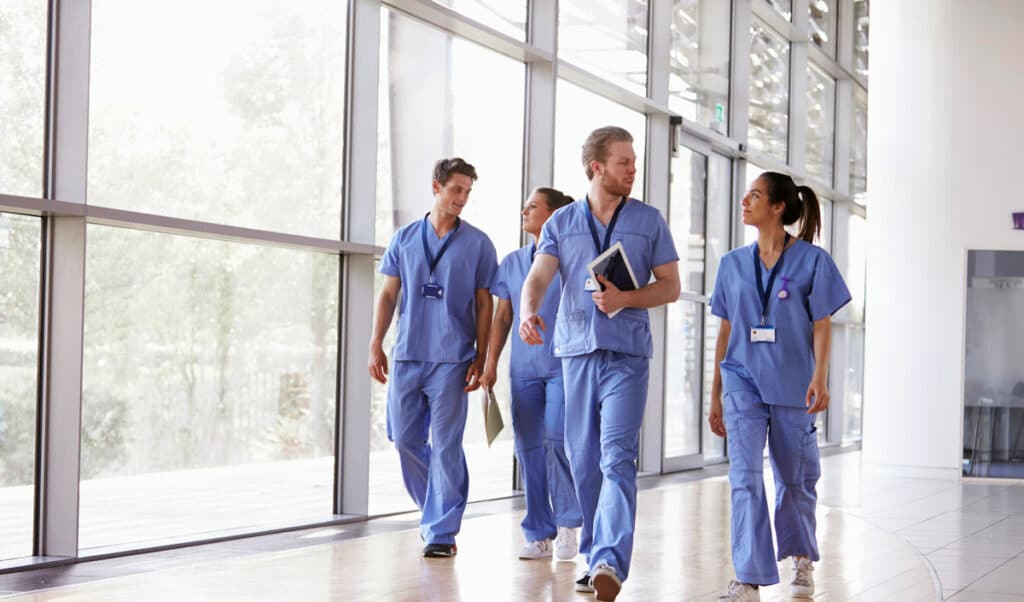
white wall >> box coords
[863,0,1024,478]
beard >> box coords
[601,177,633,198]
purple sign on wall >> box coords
[1014,212,1024,230]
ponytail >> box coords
[795,185,821,243]
[759,172,822,243]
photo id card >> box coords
[584,277,599,292]
[750,326,776,343]
[421,283,444,299]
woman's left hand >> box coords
[805,377,830,414]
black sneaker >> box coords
[422,543,457,558]
[575,572,594,593]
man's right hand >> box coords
[518,314,546,346]
[368,344,388,384]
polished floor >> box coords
[1,450,1022,601]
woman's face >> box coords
[741,176,783,228]
[521,192,555,236]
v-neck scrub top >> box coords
[710,239,851,407]
[537,198,678,359]
[380,217,498,363]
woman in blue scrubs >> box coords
[708,172,851,601]
[480,187,582,561]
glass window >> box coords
[554,80,647,202]
[853,0,870,81]
[558,0,649,97]
[0,1,46,197]
[805,64,836,187]
[847,213,866,323]
[818,197,832,249]
[702,153,731,461]
[80,227,338,549]
[433,0,526,39]
[765,0,792,21]
[842,324,864,442]
[371,9,524,513]
[0,213,41,560]
[850,87,868,205]
[664,148,706,459]
[669,0,731,134]
[809,0,837,57]
[742,162,765,246]
[375,8,525,260]
[748,20,790,161]
[88,1,347,238]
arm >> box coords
[368,275,402,384]
[479,299,513,390]
[518,253,559,345]
[464,288,494,392]
[592,260,682,315]
[708,318,731,437]
[805,315,833,414]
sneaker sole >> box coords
[592,572,621,601]
[518,552,553,560]
[574,584,594,594]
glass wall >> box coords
[851,86,869,205]
[853,0,870,81]
[80,227,338,549]
[0,213,40,560]
[748,19,790,160]
[0,1,46,197]
[669,0,731,133]
[664,148,707,460]
[806,64,836,186]
[559,0,649,97]
[88,0,347,237]
[553,80,647,199]
[809,0,837,58]
[701,153,732,461]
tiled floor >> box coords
[0,450,1020,600]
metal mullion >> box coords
[751,0,799,40]
[382,0,550,64]
[730,0,752,150]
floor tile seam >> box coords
[950,554,1022,596]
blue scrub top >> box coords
[380,216,498,363]
[491,244,562,378]
[710,239,852,407]
[537,198,679,359]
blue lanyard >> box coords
[420,214,461,281]
[752,233,791,326]
[585,196,627,256]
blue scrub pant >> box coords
[724,390,821,585]
[562,351,649,580]
[386,360,470,545]
[510,374,583,542]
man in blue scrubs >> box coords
[480,187,582,561]
[519,127,681,601]
[368,157,498,558]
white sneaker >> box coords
[790,557,815,598]
[717,580,760,601]
[554,527,578,561]
[517,539,552,560]
[591,563,621,601]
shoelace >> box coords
[724,580,748,598]
[793,561,813,586]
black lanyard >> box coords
[585,196,627,256]
[753,233,791,326]
[420,214,461,281]
[530,242,536,263]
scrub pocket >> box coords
[554,310,589,356]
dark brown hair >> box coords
[581,126,633,179]
[534,187,574,212]
[759,171,822,243]
[433,157,478,185]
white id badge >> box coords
[750,327,776,343]
[584,277,599,292]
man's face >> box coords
[432,173,474,216]
[593,140,637,197]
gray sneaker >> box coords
[790,557,815,598]
[717,580,760,601]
